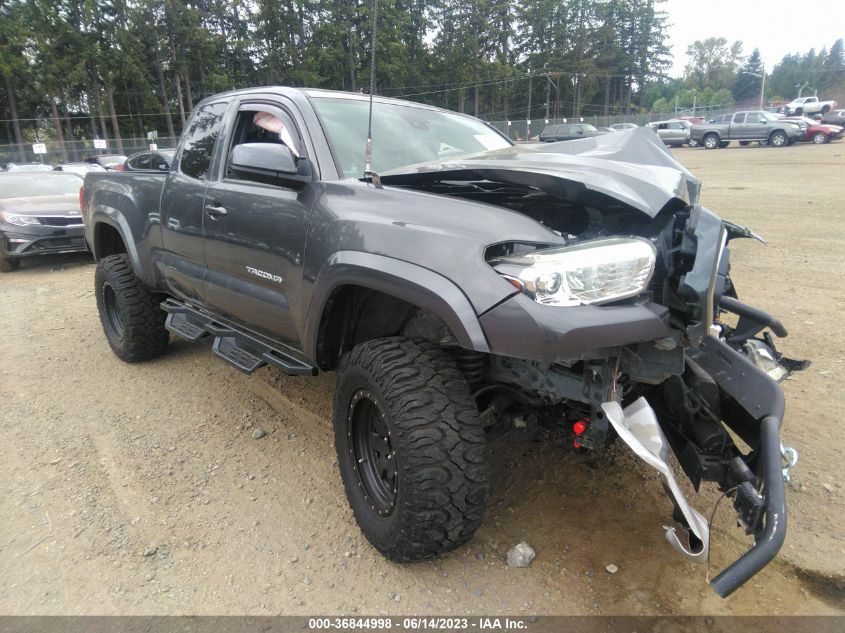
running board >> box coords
[161,299,316,377]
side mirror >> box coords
[231,142,298,175]
[158,163,169,171]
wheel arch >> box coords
[304,252,491,370]
[90,216,144,278]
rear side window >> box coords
[178,102,228,180]
[130,153,151,170]
[733,113,746,123]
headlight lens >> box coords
[494,237,656,306]
[0,212,41,227]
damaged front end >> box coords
[486,204,804,598]
[383,130,806,596]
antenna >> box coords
[364,0,380,184]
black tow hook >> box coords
[709,415,787,598]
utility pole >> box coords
[526,71,532,138]
[545,74,551,121]
[554,74,561,119]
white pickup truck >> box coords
[782,96,838,116]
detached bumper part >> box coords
[607,335,790,597]
[602,398,709,562]
[709,414,786,598]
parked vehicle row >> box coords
[4,150,179,175]
[689,110,843,149]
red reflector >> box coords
[573,420,587,435]
[573,440,582,448]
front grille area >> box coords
[37,216,83,226]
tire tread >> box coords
[334,337,489,562]
[95,254,168,362]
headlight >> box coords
[789,123,800,129]
[494,237,656,306]
[0,212,41,227]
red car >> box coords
[783,116,844,144]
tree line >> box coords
[648,37,845,115]
[1,0,843,162]
[0,0,671,159]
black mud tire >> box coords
[0,256,20,273]
[333,337,489,563]
[95,253,169,362]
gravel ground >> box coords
[0,141,843,615]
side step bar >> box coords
[161,298,317,377]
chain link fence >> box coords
[1,136,181,168]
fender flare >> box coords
[303,251,491,361]
[89,211,145,279]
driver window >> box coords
[228,106,303,181]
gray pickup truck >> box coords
[690,111,803,148]
[81,87,804,597]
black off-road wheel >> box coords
[95,254,169,362]
[334,337,489,562]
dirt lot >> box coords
[1,141,843,616]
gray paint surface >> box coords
[82,87,711,365]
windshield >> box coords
[311,97,511,177]
[0,173,83,199]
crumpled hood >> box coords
[0,194,81,216]
[380,127,701,217]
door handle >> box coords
[204,204,228,219]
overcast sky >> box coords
[663,0,844,78]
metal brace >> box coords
[780,443,798,483]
